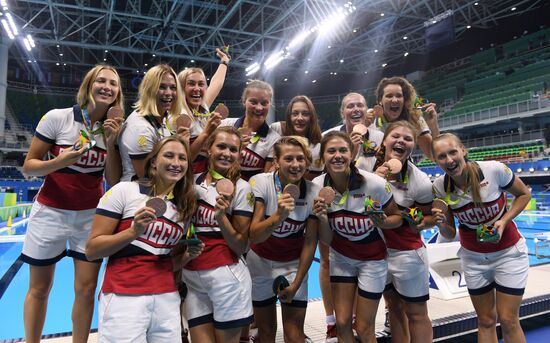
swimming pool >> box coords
[0,213,549,341]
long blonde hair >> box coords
[143,136,196,222]
[134,64,184,117]
[177,68,207,119]
[431,133,482,205]
[76,65,124,115]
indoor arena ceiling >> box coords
[4,0,547,85]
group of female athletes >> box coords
[19,48,531,343]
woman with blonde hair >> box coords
[119,64,186,181]
[431,133,530,343]
[178,48,230,174]
[21,64,124,343]
[221,79,280,180]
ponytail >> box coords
[465,160,482,206]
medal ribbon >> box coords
[250,134,260,144]
[209,169,226,181]
[274,172,283,197]
[81,107,104,137]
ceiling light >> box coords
[328,45,331,49]
[22,37,31,51]
[467,25,471,29]
[403,36,408,40]
[26,34,35,47]
[5,13,17,35]
[305,70,309,74]
[288,30,311,50]
[312,80,317,83]
[340,59,344,63]
[374,49,378,53]
[190,59,195,63]
[474,2,478,5]
[56,62,59,66]
[382,63,387,67]
[1,19,14,39]
[105,50,108,52]
[283,78,288,81]
[380,13,384,16]
[404,52,409,56]
[245,62,260,76]
[511,7,516,11]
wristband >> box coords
[220,60,229,66]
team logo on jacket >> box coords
[273,218,305,238]
[240,148,265,168]
[329,212,375,241]
[56,146,106,168]
[139,219,184,248]
[455,195,506,227]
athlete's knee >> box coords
[354,320,374,339]
[477,312,497,330]
[497,311,521,333]
[74,278,98,298]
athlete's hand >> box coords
[350,131,364,149]
[181,242,205,266]
[216,48,231,63]
[214,193,233,218]
[131,206,157,237]
[185,242,204,259]
[276,193,295,221]
[103,117,123,148]
[205,112,222,135]
[374,163,390,178]
[492,219,507,243]
[56,143,86,168]
[370,212,387,228]
[313,197,328,221]
[431,207,447,225]
[422,103,438,122]
[278,283,298,304]
[240,132,252,146]
[365,108,374,127]
[176,126,191,144]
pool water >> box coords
[0,212,549,341]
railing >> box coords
[411,130,546,162]
[461,130,545,149]
[439,96,550,129]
